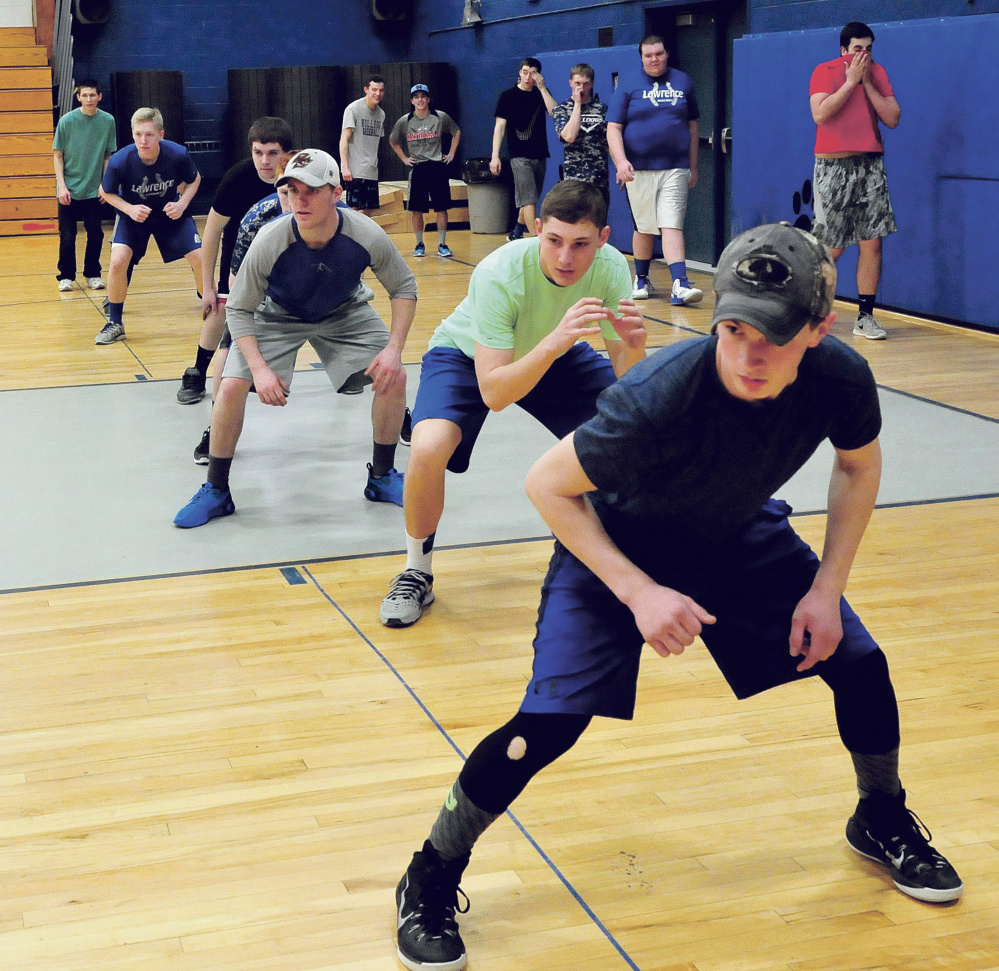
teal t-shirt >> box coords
[429,237,632,360]
[52,108,117,199]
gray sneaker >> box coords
[95,320,125,345]
[177,366,207,404]
[853,312,887,340]
[381,569,434,627]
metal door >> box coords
[647,0,746,266]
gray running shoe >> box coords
[853,312,887,340]
[177,367,207,404]
[95,320,125,345]
[381,569,434,627]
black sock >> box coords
[858,294,876,316]
[371,441,397,478]
[194,345,214,378]
[207,455,232,491]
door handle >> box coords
[721,127,732,154]
[700,132,714,148]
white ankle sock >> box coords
[406,531,435,575]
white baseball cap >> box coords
[276,149,341,189]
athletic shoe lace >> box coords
[386,570,430,603]
[414,869,469,939]
[884,808,952,873]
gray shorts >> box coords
[222,283,388,393]
[812,154,897,249]
[510,157,547,208]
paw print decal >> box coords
[792,179,813,231]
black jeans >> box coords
[57,197,106,281]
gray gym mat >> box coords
[3,365,998,592]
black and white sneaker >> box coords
[400,407,412,446]
[193,427,210,465]
[846,788,963,902]
[396,840,470,971]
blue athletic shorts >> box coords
[522,498,880,718]
[111,213,201,264]
[412,342,616,474]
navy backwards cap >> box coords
[711,222,835,346]
[276,149,340,189]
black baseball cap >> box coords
[711,222,835,346]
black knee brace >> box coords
[821,648,900,754]
[458,711,592,814]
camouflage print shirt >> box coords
[552,95,609,189]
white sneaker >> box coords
[380,569,434,627]
[632,275,650,299]
[87,277,105,290]
[58,279,74,292]
[670,278,704,306]
[95,320,125,345]
[853,312,887,340]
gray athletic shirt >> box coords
[226,208,417,340]
[342,98,386,181]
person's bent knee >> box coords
[409,418,461,464]
[215,376,252,408]
[110,246,133,269]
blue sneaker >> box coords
[364,465,404,506]
[174,482,236,528]
[437,242,453,258]
[413,242,426,257]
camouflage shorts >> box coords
[812,154,897,249]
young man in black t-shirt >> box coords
[393,223,962,971]
[490,57,555,240]
[176,116,294,405]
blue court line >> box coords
[4,487,999,599]
[299,563,643,971]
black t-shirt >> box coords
[495,85,550,160]
[574,334,881,570]
[212,158,276,285]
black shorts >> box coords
[345,178,380,211]
[408,160,452,213]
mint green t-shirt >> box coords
[428,237,632,360]
[52,108,117,199]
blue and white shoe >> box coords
[364,465,404,506]
[413,242,426,257]
[174,482,236,528]
[670,278,704,306]
[437,243,453,258]
[632,275,650,300]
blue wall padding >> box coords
[733,15,999,330]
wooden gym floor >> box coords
[2,223,998,971]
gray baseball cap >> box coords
[276,149,341,189]
[711,222,835,346]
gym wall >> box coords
[732,14,999,330]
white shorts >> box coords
[626,168,691,234]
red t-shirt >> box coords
[810,55,894,155]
